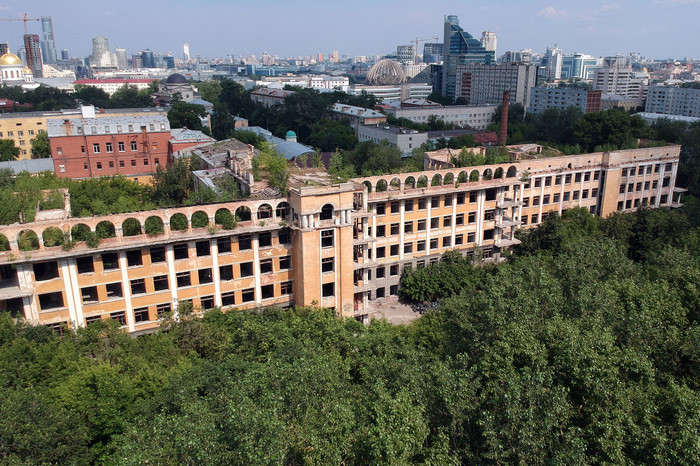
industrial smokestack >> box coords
[499,91,509,146]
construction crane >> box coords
[413,36,439,64]
[0,13,40,36]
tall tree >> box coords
[30,131,51,159]
[0,139,20,161]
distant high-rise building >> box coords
[593,56,649,104]
[91,36,112,67]
[480,31,497,54]
[422,42,443,64]
[543,46,563,80]
[61,49,69,60]
[141,49,155,68]
[23,34,43,78]
[131,54,143,68]
[396,44,415,64]
[441,15,495,98]
[40,16,57,64]
[183,43,190,61]
[560,53,601,80]
[0,43,8,56]
[501,49,532,64]
[646,85,700,118]
[454,62,538,108]
[114,48,128,69]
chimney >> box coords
[499,91,509,146]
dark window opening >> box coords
[150,246,166,263]
[219,265,234,281]
[173,243,189,259]
[126,250,142,267]
[153,275,169,291]
[196,240,210,257]
[198,268,213,284]
[76,256,94,274]
[34,261,59,281]
[106,282,123,298]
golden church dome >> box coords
[0,53,22,66]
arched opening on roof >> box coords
[191,211,209,229]
[376,179,388,192]
[276,202,291,220]
[42,227,64,248]
[494,167,504,179]
[363,181,372,193]
[444,172,454,185]
[17,230,39,251]
[470,170,480,182]
[431,174,442,187]
[506,166,517,178]
[121,218,142,237]
[170,213,188,231]
[96,221,116,239]
[215,208,235,230]
[0,233,9,251]
[320,204,335,221]
[145,216,164,236]
[404,176,416,189]
[257,204,273,220]
[389,177,401,190]
[483,168,493,180]
[417,175,428,188]
[235,206,251,222]
[458,171,468,183]
[71,223,92,242]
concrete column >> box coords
[253,233,262,305]
[165,244,179,319]
[117,252,135,332]
[211,239,222,308]
[399,200,405,260]
[451,191,457,247]
[476,190,485,246]
[425,197,432,256]
[115,227,123,241]
[61,258,84,328]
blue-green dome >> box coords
[285,130,297,138]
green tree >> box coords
[109,84,154,108]
[167,101,206,131]
[73,85,111,108]
[308,118,357,152]
[30,131,51,159]
[0,139,20,161]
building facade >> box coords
[23,34,43,78]
[528,87,602,114]
[357,124,428,154]
[385,104,497,130]
[455,63,538,108]
[330,103,387,134]
[48,114,171,180]
[441,15,496,98]
[593,56,648,104]
[40,16,57,64]
[0,145,684,333]
[645,85,700,118]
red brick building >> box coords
[48,115,171,180]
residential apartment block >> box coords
[385,104,496,130]
[455,63,538,108]
[0,145,683,333]
[645,85,700,118]
[528,87,602,114]
[357,124,428,155]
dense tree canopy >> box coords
[0,139,20,162]
[1,202,699,463]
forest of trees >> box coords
[1,203,699,463]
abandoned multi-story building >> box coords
[0,144,685,333]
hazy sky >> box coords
[1,0,698,60]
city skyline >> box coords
[0,0,698,60]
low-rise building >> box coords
[250,88,297,108]
[385,104,497,130]
[358,124,428,155]
[329,103,387,134]
[48,113,171,181]
[73,78,155,95]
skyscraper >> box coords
[422,42,443,64]
[441,15,495,98]
[40,16,57,64]
[480,31,497,54]
[23,34,43,78]
[141,49,155,68]
[183,43,190,61]
[91,36,112,67]
[61,49,69,60]
[0,43,8,56]
[543,46,563,80]
[114,48,128,69]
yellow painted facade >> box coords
[0,145,684,332]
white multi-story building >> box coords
[385,104,497,130]
[645,85,700,118]
[358,124,428,155]
[593,56,649,104]
[455,63,538,108]
[344,83,433,102]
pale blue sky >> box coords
[1,0,698,60]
